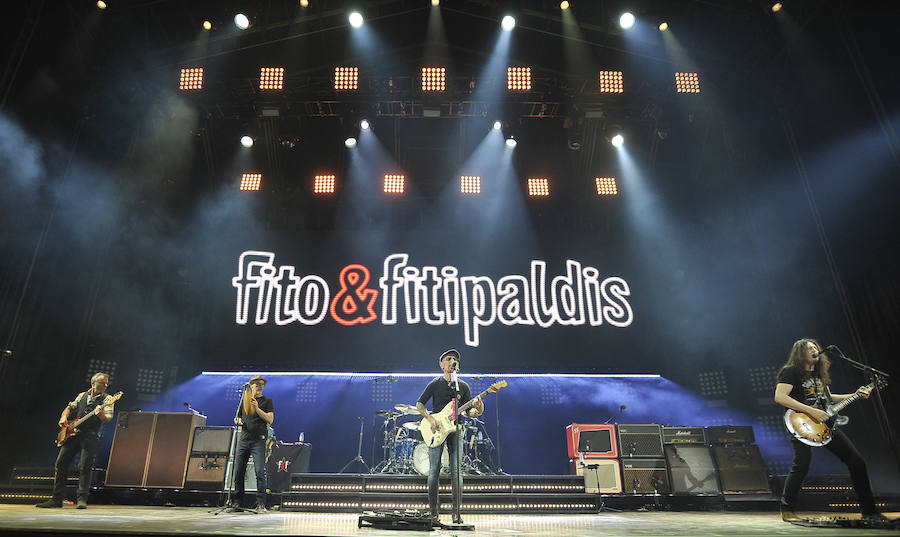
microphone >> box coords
[814,345,836,357]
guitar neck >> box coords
[830,382,873,413]
[457,387,494,413]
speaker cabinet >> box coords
[622,459,671,494]
[712,445,771,493]
[224,453,259,492]
[184,455,227,489]
[665,444,721,495]
[106,412,206,488]
[191,426,234,454]
[266,443,312,492]
[617,424,664,458]
[566,424,618,459]
[574,459,622,494]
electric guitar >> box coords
[56,391,123,447]
[419,380,507,447]
[783,378,886,447]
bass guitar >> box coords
[56,391,123,447]
[419,380,507,447]
[783,378,886,447]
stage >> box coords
[0,505,898,537]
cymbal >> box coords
[402,421,419,430]
[394,403,418,415]
[376,409,401,419]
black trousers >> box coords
[781,429,877,514]
[52,433,100,501]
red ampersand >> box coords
[329,264,379,325]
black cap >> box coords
[248,374,267,385]
[439,349,460,362]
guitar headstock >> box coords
[488,380,508,393]
[106,391,124,404]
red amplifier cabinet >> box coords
[566,423,618,459]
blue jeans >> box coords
[427,430,461,517]
[233,435,267,506]
[52,433,99,501]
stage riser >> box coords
[281,493,599,513]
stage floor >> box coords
[0,505,898,537]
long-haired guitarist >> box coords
[416,349,484,526]
[774,338,881,522]
[36,372,115,510]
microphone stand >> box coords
[212,392,245,515]
[830,346,899,473]
[493,376,507,475]
[605,405,626,424]
[443,368,474,531]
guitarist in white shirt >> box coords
[774,338,884,523]
[416,349,484,526]
[36,372,115,510]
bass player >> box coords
[774,338,883,522]
[416,349,484,527]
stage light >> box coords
[505,137,517,148]
[314,175,336,194]
[344,137,357,148]
[501,15,516,31]
[240,135,254,148]
[771,3,782,12]
[240,173,262,191]
[349,12,364,28]
[360,119,370,130]
[421,67,446,92]
[97,1,107,9]
[527,178,550,197]
[259,67,284,90]
[560,1,569,10]
[597,71,624,93]
[658,21,668,31]
[384,174,405,194]
[460,176,481,195]
[178,68,203,90]
[493,121,502,131]
[334,66,359,90]
[674,72,700,93]
[619,12,635,29]
[595,177,618,196]
[234,13,250,30]
[202,20,212,31]
[300,0,309,7]
[507,67,532,91]
[432,0,439,5]
[610,134,624,147]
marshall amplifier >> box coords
[617,424,664,458]
[712,445,771,493]
[665,444,721,495]
[621,459,671,494]
[662,426,707,445]
[566,424,618,459]
[706,425,755,445]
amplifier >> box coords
[566,424,617,459]
[574,459,622,494]
[617,424,664,458]
[707,425,755,445]
[712,445,771,493]
[191,426,234,454]
[224,455,258,492]
[665,444,721,495]
[662,426,707,445]
[621,458,671,494]
[184,455,227,489]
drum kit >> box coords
[372,403,497,475]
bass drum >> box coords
[413,442,449,475]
